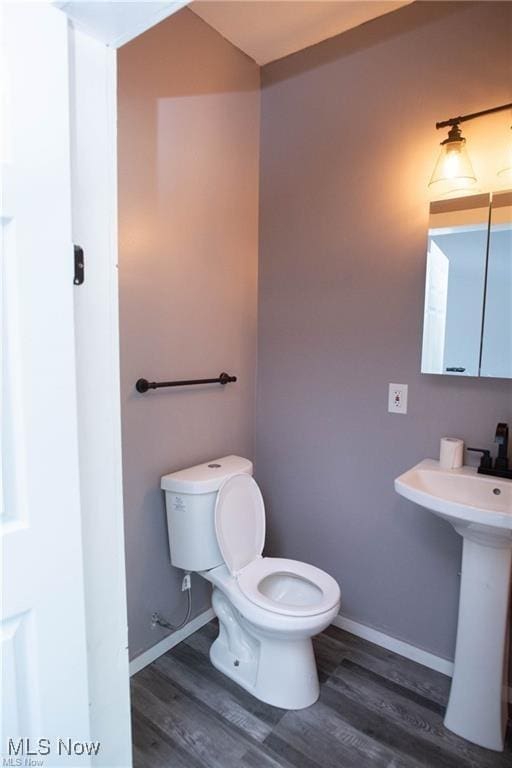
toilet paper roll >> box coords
[439,437,464,469]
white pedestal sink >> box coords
[395,459,512,752]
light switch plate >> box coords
[388,383,408,414]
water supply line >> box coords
[151,572,192,632]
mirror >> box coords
[421,191,512,378]
[480,190,512,378]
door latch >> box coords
[74,244,84,285]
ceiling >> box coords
[189,1,413,66]
[57,1,412,55]
[55,2,189,47]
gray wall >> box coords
[257,1,512,662]
[118,9,260,659]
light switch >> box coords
[388,383,408,414]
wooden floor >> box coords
[131,620,511,768]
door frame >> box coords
[60,2,189,765]
[69,26,132,767]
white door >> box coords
[1,3,92,763]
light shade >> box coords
[497,126,512,178]
[429,125,477,196]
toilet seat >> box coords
[237,557,340,617]
[215,475,340,617]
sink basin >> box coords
[395,459,512,752]
[395,459,512,543]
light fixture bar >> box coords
[436,102,512,130]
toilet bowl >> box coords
[161,457,341,709]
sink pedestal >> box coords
[395,459,512,751]
[444,533,511,751]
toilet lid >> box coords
[214,474,265,575]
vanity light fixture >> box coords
[429,123,476,196]
[429,101,512,195]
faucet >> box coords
[494,423,509,471]
[467,422,511,479]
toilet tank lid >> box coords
[161,455,253,494]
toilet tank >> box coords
[161,455,253,571]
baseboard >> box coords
[333,613,512,704]
[129,607,511,704]
[332,614,454,676]
[129,608,215,676]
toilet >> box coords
[161,455,341,709]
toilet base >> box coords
[210,587,320,709]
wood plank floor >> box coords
[131,620,511,768]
